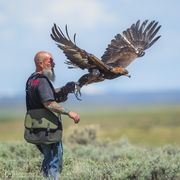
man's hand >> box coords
[68,111,80,124]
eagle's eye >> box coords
[123,69,129,75]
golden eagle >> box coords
[51,20,161,99]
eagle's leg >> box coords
[74,73,91,100]
[77,70,101,87]
[74,70,104,100]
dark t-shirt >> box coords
[26,73,55,110]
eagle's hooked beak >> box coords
[124,74,131,78]
[123,69,131,78]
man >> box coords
[25,51,80,179]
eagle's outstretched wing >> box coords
[51,24,110,72]
[51,20,161,100]
[101,20,161,68]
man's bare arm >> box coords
[43,101,69,115]
[43,101,80,123]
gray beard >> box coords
[42,68,56,82]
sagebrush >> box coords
[0,138,180,180]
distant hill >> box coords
[80,90,180,106]
[1,90,179,107]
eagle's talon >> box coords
[74,83,82,100]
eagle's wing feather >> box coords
[51,24,109,72]
[101,20,161,68]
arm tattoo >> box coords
[43,101,70,115]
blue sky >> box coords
[0,0,180,97]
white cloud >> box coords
[0,0,117,45]
[82,85,106,95]
[18,0,116,29]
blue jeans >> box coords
[36,141,63,180]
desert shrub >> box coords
[61,141,180,180]
[66,125,98,145]
[0,138,180,179]
[0,142,42,179]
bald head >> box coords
[34,51,53,64]
[34,51,55,82]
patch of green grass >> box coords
[0,105,180,145]
[63,105,180,145]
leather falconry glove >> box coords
[56,82,77,102]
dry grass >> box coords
[0,105,180,145]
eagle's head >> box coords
[110,67,131,78]
[122,69,131,78]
